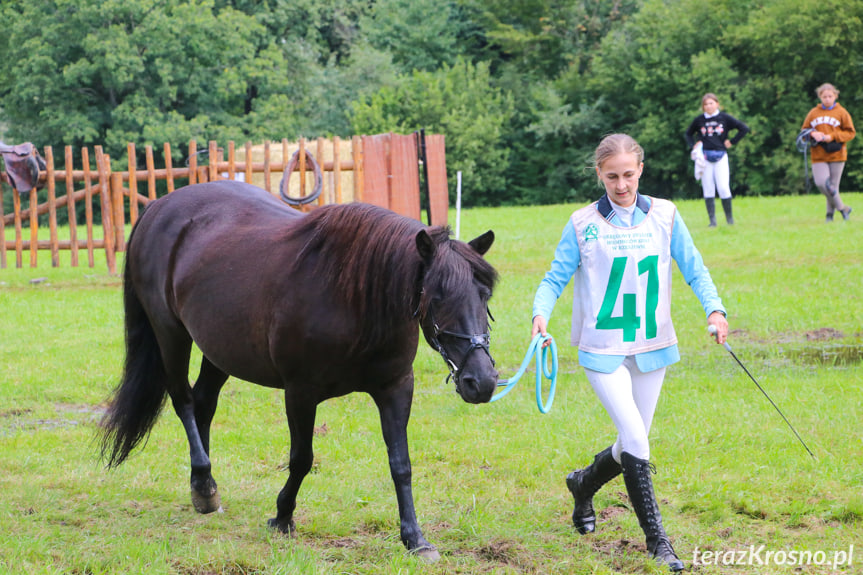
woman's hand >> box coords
[707,311,729,345]
[532,315,552,348]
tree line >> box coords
[1,0,861,207]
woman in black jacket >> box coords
[685,93,750,226]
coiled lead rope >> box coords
[490,333,558,413]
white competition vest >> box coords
[570,197,678,354]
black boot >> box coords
[705,198,717,227]
[565,446,621,534]
[721,197,734,224]
[621,452,684,572]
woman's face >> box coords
[702,97,719,115]
[596,152,643,208]
[819,89,837,108]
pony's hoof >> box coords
[191,489,222,514]
[410,546,441,563]
[267,517,296,536]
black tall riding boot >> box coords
[621,452,684,572]
[721,197,734,224]
[705,198,717,227]
[565,446,622,534]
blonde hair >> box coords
[816,83,839,97]
[594,133,644,173]
[701,93,719,108]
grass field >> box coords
[1,193,861,574]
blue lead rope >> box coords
[490,333,558,413]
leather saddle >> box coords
[0,141,46,193]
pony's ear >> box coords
[415,230,436,263]
[468,230,494,255]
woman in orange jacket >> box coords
[801,83,855,221]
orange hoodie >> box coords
[802,102,856,163]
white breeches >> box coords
[584,357,666,462]
[701,154,732,199]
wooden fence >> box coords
[0,132,449,273]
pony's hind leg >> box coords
[157,332,222,514]
[268,392,318,535]
[193,357,229,456]
[186,356,230,513]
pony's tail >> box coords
[99,242,168,468]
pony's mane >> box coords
[286,203,496,352]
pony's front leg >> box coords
[372,378,440,563]
[268,395,317,535]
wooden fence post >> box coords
[65,145,80,266]
[389,133,421,221]
[264,140,272,193]
[44,146,60,267]
[317,137,326,205]
[361,134,389,209]
[82,147,95,268]
[425,134,449,226]
[188,140,197,186]
[13,188,23,268]
[0,185,5,269]
[95,146,117,275]
[29,187,38,268]
[209,140,219,183]
[111,172,125,252]
[164,142,175,192]
[227,141,236,180]
[353,135,363,202]
[145,145,157,201]
[128,143,139,225]
[334,136,342,204]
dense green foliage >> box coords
[1,0,862,205]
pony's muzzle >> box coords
[455,360,498,404]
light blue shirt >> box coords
[532,195,725,373]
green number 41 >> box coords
[595,255,659,342]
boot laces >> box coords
[651,536,679,560]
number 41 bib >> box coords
[570,197,678,354]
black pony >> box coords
[99,181,499,560]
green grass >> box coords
[1,194,861,574]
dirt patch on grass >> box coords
[591,537,647,555]
[172,560,264,575]
[0,403,107,436]
[0,407,33,418]
[724,328,862,366]
[731,327,851,344]
[598,504,629,522]
[475,538,524,563]
[803,327,846,341]
[328,536,361,548]
[460,538,553,573]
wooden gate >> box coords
[0,134,449,273]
